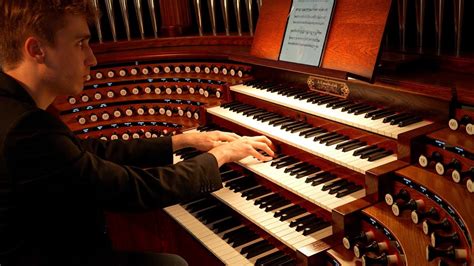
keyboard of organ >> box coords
[231,81,434,139]
[172,154,334,252]
[206,101,399,174]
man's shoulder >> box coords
[0,97,69,142]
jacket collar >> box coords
[0,71,37,106]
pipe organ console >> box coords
[47,0,473,265]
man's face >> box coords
[41,14,97,96]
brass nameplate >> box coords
[307,76,350,98]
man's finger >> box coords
[249,141,275,157]
[216,131,240,142]
[249,147,273,162]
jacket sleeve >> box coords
[5,110,222,211]
[79,137,174,168]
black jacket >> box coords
[0,72,222,265]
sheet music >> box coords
[279,0,335,67]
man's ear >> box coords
[24,37,46,64]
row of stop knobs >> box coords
[418,151,474,193]
[448,115,474,135]
[87,65,246,81]
[68,85,223,105]
[93,129,176,141]
[342,230,400,265]
[77,106,200,125]
[385,189,468,263]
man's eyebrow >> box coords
[75,34,91,40]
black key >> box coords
[302,221,331,235]
[312,95,335,104]
[277,257,296,266]
[195,205,220,220]
[233,106,256,113]
[284,121,307,131]
[288,164,314,175]
[275,87,293,95]
[337,185,364,198]
[316,96,339,105]
[335,139,360,150]
[186,198,217,213]
[279,207,307,221]
[241,239,268,255]
[341,103,365,112]
[311,173,338,186]
[284,162,308,173]
[272,118,295,127]
[270,155,292,166]
[319,133,345,144]
[322,179,349,191]
[326,135,350,146]
[285,89,306,97]
[330,100,353,109]
[263,255,294,266]
[232,232,260,247]
[290,214,318,228]
[368,150,393,161]
[267,116,291,125]
[201,210,232,224]
[353,105,377,115]
[342,142,367,152]
[295,91,315,100]
[242,185,265,198]
[246,242,274,259]
[246,187,272,200]
[358,147,384,159]
[222,227,250,241]
[274,158,299,169]
[280,121,303,130]
[226,103,247,110]
[262,115,286,123]
[389,113,413,125]
[365,108,388,118]
[305,171,332,183]
[321,98,342,106]
[290,124,312,133]
[382,113,408,123]
[306,94,330,103]
[244,109,267,117]
[301,128,327,138]
[254,193,279,206]
[255,251,286,266]
[221,101,242,109]
[221,171,244,182]
[255,112,279,121]
[295,218,323,232]
[224,175,248,187]
[228,177,257,191]
[346,104,372,114]
[371,110,395,120]
[313,132,337,142]
[398,116,422,127]
[212,217,241,233]
[295,167,322,179]
[353,145,378,156]
[265,199,291,212]
[257,195,283,209]
[328,182,354,194]
[274,205,302,218]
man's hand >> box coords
[172,130,240,152]
[208,136,276,167]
